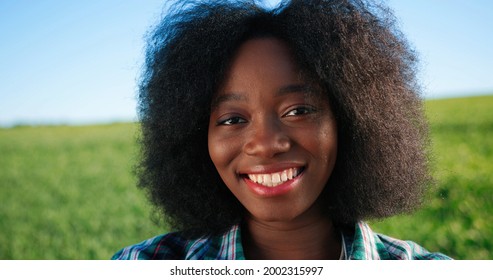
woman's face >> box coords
[208,38,337,223]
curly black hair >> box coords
[137,0,431,237]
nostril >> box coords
[243,135,291,158]
[241,118,292,157]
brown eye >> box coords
[217,116,247,126]
[283,106,316,117]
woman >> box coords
[112,0,450,260]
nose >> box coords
[242,116,291,158]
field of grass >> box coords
[0,124,163,259]
[370,95,493,259]
[1,95,492,259]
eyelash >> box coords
[217,116,247,126]
[283,106,316,117]
[216,106,316,126]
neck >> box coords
[242,211,341,260]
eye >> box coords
[217,116,247,126]
[283,106,316,117]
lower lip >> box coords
[242,172,303,197]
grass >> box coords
[1,95,492,259]
[370,95,493,259]
[0,124,162,259]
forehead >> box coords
[230,37,295,65]
[223,37,300,84]
[211,37,326,108]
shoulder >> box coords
[375,233,452,260]
[111,224,245,260]
[111,232,190,260]
[344,222,452,260]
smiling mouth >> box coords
[244,167,303,187]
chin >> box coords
[247,207,302,223]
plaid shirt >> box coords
[112,221,451,260]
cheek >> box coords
[208,140,224,167]
[321,125,337,154]
[208,130,237,171]
[207,131,221,167]
[208,133,243,193]
[312,120,338,168]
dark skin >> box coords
[208,38,341,259]
[243,203,341,260]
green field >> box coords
[371,95,493,259]
[0,124,163,259]
[1,95,492,259]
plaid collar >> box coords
[112,221,450,260]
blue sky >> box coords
[1,0,492,126]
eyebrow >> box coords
[277,84,314,96]
[210,93,247,109]
[211,84,315,109]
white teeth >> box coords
[281,170,288,182]
[247,168,301,188]
[272,173,281,184]
[250,174,257,183]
